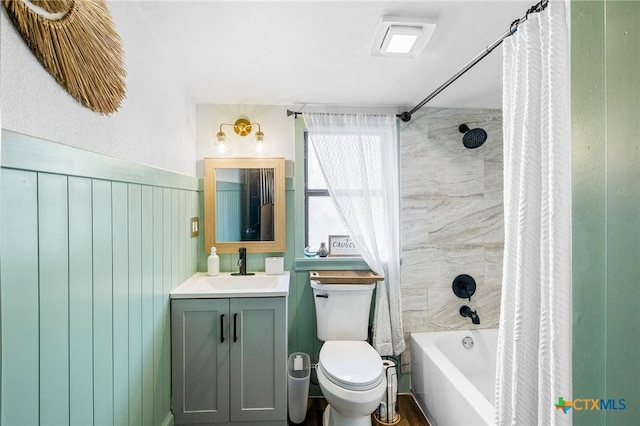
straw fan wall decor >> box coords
[3,0,126,114]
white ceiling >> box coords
[135,0,533,110]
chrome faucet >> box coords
[232,247,254,276]
[460,305,480,325]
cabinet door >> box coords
[229,297,287,422]
[171,299,230,424]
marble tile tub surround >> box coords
[400,107,503,370]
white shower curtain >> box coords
[303,113,405,356]
[495,0,572,424]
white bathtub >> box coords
[410,329,498,426]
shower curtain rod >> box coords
[397,0,548,122]
[286,0,548,122]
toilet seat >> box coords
[318,341,384,391]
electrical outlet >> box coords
[190,217,199,237]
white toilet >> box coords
[311,281,386,426]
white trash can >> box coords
[287,352,311,424]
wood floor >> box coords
[289,395,430,426]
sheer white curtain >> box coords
[495,0,572,424]
[303,113,405,356]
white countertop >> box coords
[170,271,290,299]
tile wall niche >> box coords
[400,107,503,370]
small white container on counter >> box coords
[207,247,219,276]
[265,257,284,275]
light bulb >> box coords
[253,138,271,156]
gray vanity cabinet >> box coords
[171,297,287,425]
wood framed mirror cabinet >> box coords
[204,157,286,253]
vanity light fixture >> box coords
[370,16,436,58]
[215,117,268,155]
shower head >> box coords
[459,124,487,149]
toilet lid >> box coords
[319,341,384,391]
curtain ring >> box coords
[509,19,520,35]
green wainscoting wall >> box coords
[1,130,200,426]
[572,1,640,424]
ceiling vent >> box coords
[370,16,436,58]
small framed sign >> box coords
[328,235,359,256]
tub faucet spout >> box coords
[460,305,480,325]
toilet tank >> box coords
[311,281,375,341]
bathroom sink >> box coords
[207,275,278,290]
[170,271,289,299]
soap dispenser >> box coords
[207,247,220,276]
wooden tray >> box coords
[309,270,383,284]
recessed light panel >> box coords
[382,26,422,54]
[371,16,436,58]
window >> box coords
[304,132,349,250]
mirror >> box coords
[204,157,286,253]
